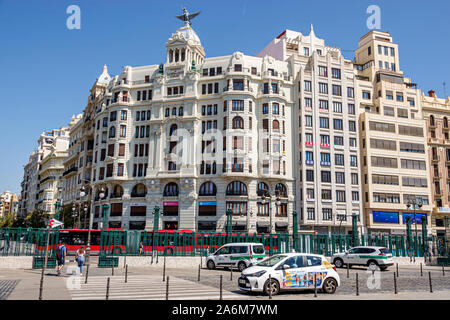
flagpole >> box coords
[39,225,51,300]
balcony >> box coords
[231,164,244,173]
[432,155,440,162]
[62,167,78,177]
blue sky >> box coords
[0,0,449,194]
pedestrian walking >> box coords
[55,241,67,276]
[139,241,144,255]
[76,245,86,276]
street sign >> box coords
[48,219,63,229]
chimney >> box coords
[428,90,436,97]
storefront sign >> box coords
[163,201,178,207]
[199,201,216,206]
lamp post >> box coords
[72,204,77,229]
[406,199,423,257]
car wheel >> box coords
[263,278,280,296]
[238,261,247,272]
[367,260,379,271]
[322,278,338,294]
[207,260,215,270]
[333,258,344,268]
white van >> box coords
[206,243,266,272]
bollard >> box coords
[106,277,110,300]
[125,265,128,283]
[85,264,89,284]
[393,272,397,294]
[219,275,223,300]
[347,263,349,278]
[396,263,399,277]
[230,266,233,281]
[198,264,201,282]
[420,263,423,277]
[163,256,166,282]
[166,276,169,300]
[39,277,44,300]
[314,273,317,297]
[268,274,272,300]
[355,273,359,296]
[429,271,433,293]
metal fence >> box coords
[0,227,448,260]
[0,228,59,257]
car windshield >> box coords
[256,255,287,267]
[252,245,264,254]
[380,248,391,254]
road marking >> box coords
[68,274,241,300]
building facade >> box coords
[422,90,450,236]
[355,31,432,235]
[0,191,18,218]
[84,21,296,233]
[258,27,364,235]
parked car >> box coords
[331,246,394,271]
[206,243,266,272]
[238,253,340,295]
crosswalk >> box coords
[68,275,241,300]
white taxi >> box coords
[238,253,340,296]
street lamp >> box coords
[406,199,423,257]
[72,204,77,228]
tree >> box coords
[25,209,49,228]
[0,213,15,228]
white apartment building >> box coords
[83,21,296,233]
[258,26,364,235]
[19,127,70,217]
[355,30,432,235]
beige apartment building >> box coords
[422,90,450,236]
[0,191,18,218]
[355,30,432,235]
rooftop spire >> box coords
[310,24,315,37]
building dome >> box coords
[173,25,201,45]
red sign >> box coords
[163,202,179,207]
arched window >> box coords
[275,183,287,197]
[111,185,124,198]
[257,182,269,196]
[181,48,186,61]
[199,182,217,196]
[169,124,178,136]
[165,108,170,117]
[226,181,247,196]
[164,182,179,197]
[175,49,179,62]
[232,116,244,129]
[172,107,177,116]
[109,126,116,138]
[273,120,280,132]
[131,184,147,197]
[430,115,435,126]
[444,117,448,128]
[178,107,184,116]
[169,49,173,63]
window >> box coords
[372,174,399,185]
[319,117,329,129]
[397,109,408,118]
[319,100,329,111]
[318,66,328,77]
[233,79,244,91]
[348,104,355,115]
[304,98,312,108]
[322,190,332,201]
[349,120,356,132]
[370,138,396,151]
[351,173,359,185]
[371,156,397,168]
[307,208,315,220]
[332,85,342,96]
[352,191,359,202]
[304,80,312,92]
[322,208,332,220]
[318,83,328,94]
[234,64,242,72]
[304,47,310,56]
[398,125,423,137]
[306,169,314,181]
[333,119,343,130]
[333,102,342,113]
[226,181,247,195]
[273,120,280,132]
[272,103,279,114]
[373,193,400,203]
[320,152,331,165]
[384,106,395,117]
[335,172,345,184]
[335,154,344,166]
[306,189,315,201]
[401,159,426,170]
[347,87,354,98]
[163,183,179,197]
[402,177,427,188]
[232,116,244,129]
[334,136,344,146]
[369,121,396,133]
[109,126,116,138]
[321,171,331,183]
[120,125,126,138]
[331,68,341,79]
[336,190,346,202]
[118,143,125,156]
[362,91,371,99]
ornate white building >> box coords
[83,20,296,233]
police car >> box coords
[206,243,266,272]
[238,253,340,295]
[331,246,394,271]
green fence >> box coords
[98,230,291,257]
[0,227,446,259]
[0,228,59,257]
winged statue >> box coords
[175,8,201,26]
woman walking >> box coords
[76,245,86,276]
